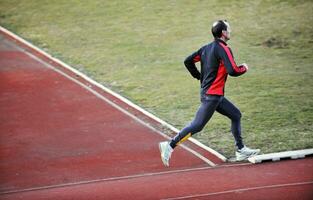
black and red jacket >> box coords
[184,38,247,96]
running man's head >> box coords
[211,20,231,42]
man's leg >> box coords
[170,95,221,148]
[215,97,244,149]
[159,95,221,166]
[216,97,260,160]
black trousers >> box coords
[170,95,244,150]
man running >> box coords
[159,20,260,167]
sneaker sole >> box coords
[236,151,260,161]
[236,155,249,161]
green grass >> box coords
[1,0,312,157]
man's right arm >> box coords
[184,49,202,80]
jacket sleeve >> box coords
[217,42,247,77]
[183,48,202,80]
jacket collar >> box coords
[215,38,227,46]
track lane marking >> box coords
[162,181,313,200]
[0,162,254,196]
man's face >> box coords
[223,21,231,40]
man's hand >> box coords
[241,63,249,71]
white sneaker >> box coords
[236,146,260,161]
[159,141,173,167]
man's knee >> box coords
[232,111,242,121]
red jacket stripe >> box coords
[193,55,201,63]
[207,61,227,95]
[219,42,244,73]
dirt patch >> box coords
[262,37,289,48]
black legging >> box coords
[170,95,244,150]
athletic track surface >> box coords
[0,28,312,200]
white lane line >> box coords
[0,162,254,196]
[0,26,227,162]
[162,181,313,200]
[0,166,212,195]
[3,36,216,167]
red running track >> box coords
[0,29,312,200]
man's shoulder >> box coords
[201,40,222,53]
[200,41,215,50]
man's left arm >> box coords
[217,43,248,77]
